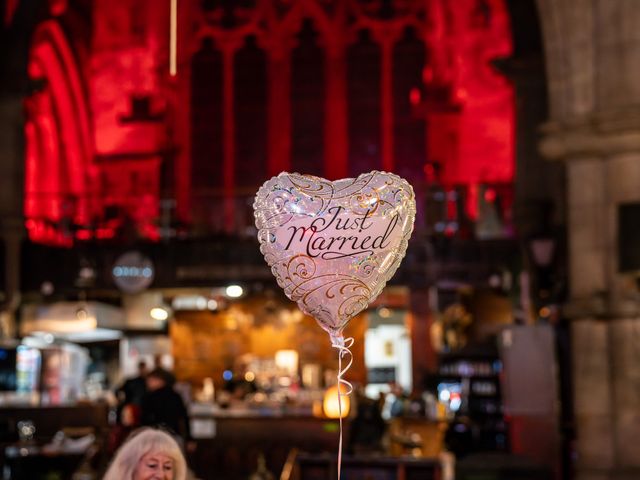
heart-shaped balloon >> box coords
[254,171,416,344]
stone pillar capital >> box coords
[539,110,640,161]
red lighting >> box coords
[444,223,457,237]
[27,61,43,79]
[425,0,514,198]
[95,228,116,240]
[25,20,96,245]
[49,0,68,17]
[26,13,164,245]
[424,164,436,183]
[484,188,497,203]
[75,230,92,241]
[409,87,422,106]
[453,88,467,103]
[21,1,515,245]
[4,0,18,26]
[446,190,457,220]
[467,183,479,220]
[422,66,433,84]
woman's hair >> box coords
[103,427,187,480]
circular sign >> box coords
[112,251,154,294]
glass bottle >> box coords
[249,453,274,480]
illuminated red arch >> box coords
[25,20,94,245]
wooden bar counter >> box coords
[189,408,346,480]
[188,407,442,480]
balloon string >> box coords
[331,336,354,480]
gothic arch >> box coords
[25,20,94,244]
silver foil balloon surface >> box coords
[254,171,416,344]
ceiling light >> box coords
[225,285,244,298]
[150,307,169,321]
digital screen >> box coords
[0,348,17,391]
[367,366,396,384]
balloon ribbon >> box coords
[331,336,354,480]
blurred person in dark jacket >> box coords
[154,354,177,387]
[141,368,192,450]
[117,360,149,405]
[116,360,148,422]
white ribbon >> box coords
[331,336,354,480]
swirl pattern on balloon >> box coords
[254,171,416,341]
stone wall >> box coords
[537,1,640,478]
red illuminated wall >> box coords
[89,0,169,241]
[25,0,168,244]
[422,0,513,220]
[25,19,97,245]
[427,0,513,185]
[24,0,514,243]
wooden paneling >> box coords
[171,294,367,388]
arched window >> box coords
[291,19,324,177]
[190,37,223,194]
[234,35,267,190]
[347,29,381,177]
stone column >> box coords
[540,113,640,480]
[0,96,25,339]
[369,23,403,174]
[541,118,640,480]
[536,1,640,478]
[0,0,37,338]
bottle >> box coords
[249,453,275,480]
[72,445,98,480]
[203,377,215,403]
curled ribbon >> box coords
[331,335,354,480]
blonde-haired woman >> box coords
[103,427,188,480]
